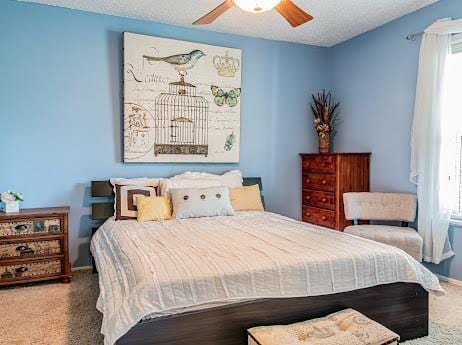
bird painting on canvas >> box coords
[143,49,206,76]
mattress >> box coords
[90,211,443,345]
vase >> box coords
[1,201,20,213]
[319,133,330,153]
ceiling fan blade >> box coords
[193,0,234,25]
[275,0,313,27]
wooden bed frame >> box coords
[90,178,428,345]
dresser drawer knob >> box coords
[306,179,310,184]
[14,224,28,232]
[322,162,327,167]
[306,212,311,217]
[321,216,327,221]
[322,180,327,185]
[16,266,28,274]
[322,198,327,203]
[16,246,35,255]
[306,195,311,200]
[48,225,60,233]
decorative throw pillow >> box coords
[136,196,172,222]
[170,186,235,219]
[229,184,264,211]
[110,177,160,220]
[114,185,157,220]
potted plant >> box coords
[310,89,340,153]
[1,191,24,213]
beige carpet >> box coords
[0,270,461,345]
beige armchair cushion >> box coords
[343,193,417,222]
[344,225,423,262]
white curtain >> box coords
[410,18,462,264]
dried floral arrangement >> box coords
[310,89,340,153]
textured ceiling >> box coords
[17,0,439,46]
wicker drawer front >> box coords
[0,239,61,260]
[302,190,335,210]
[302,156,336,174]
[302,206,336,228]
[302,173,335,192]
[0,218,61,237]
[0,259,62,281]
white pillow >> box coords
[110,177,160,187]
[159,178,223,198]
[171,186,235,219]
[171,170,243,188]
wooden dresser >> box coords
[0,207,71,286]
[300,153,370,231]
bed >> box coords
[90,178,442,345]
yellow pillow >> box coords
[229,185,264,211]
[136,196,172,222]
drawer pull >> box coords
[16,266,28,274]
[322,162,327,167]
[306,179,310,184]
[322,198,327,203]
[321,216,327,221]
[1,271,13,280]
[48,225,60,233]
[16,246,35,255]
[306,212,311,217]
[306,195,311,200]
[322,180,327,185]
[14,224,28,232]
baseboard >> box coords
[71,266,92,272]
[436,274,462,287]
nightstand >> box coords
[0,207,71,286]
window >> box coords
[450,34,462,217]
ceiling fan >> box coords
[193,0,313,28]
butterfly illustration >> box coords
[211,86,241,107]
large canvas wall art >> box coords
[123,32,241,163]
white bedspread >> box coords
[90,211,443,345]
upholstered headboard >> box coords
[90,177,264,222]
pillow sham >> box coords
[171,170,243,188]
[137,196,172,222]
[110,177,160,188]
[110,177,160,220]
[229,184,264,211]
[114,184,157,220]
[159,178,223,198]
[170,186,235,219]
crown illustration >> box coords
[213,51,240,78]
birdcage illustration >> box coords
[154,77,209,156]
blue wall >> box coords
[0,0,328,266]
[329,0,462,280]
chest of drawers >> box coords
[300,153,370,231]
[0,207,71,285]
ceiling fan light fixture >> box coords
[234,0,282,13]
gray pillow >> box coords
[171,186,235,219]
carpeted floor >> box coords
[0,270,461,345]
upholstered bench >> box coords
[247,309,399,345]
